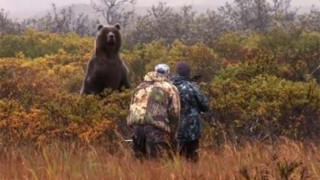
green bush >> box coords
[1,29,320,146]
[204,68,320,143]
[0,30,93,58]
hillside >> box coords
[1,0,320,179]
[1,28,320,179]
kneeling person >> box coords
[127,64,180,158]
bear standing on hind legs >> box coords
[80,24,130,95]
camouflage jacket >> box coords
[127,72,180,136]
[171,75,209,142]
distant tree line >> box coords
[0,0,319,46]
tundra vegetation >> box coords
[1,0,320,179]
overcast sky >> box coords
[0,0,319,14]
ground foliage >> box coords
[1,29,320,147]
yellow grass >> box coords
[0,137,319,180]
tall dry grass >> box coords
[0,137,319,180]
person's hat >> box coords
[176,61,190,77]
[155,63,170,75]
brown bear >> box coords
[80,24,130,95]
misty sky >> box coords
[0,0,319,14]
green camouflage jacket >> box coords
[127,72,181,135]
[171,75,208,142]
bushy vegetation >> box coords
[1,1,320,178]
[1,29,320,147]
[1,0,320,45]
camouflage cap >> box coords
[155,64,170,75]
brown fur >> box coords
[80,24,130,95]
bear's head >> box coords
[95,24,121,55]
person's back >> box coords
[127,64,180,158]
[171,61,208,162]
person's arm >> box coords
[192,83,209,113]
[127,86,141,126]
[168,85,181,139]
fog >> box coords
[0,0,319,18]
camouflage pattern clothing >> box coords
[127,71,181,158]
[127,71,180,136]
[171,75,209,142]
[132,124,172,158]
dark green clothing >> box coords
[132,124,172,158]
[171,75,209,142]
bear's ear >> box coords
[114,23,121,30]
[97,24,104,31]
